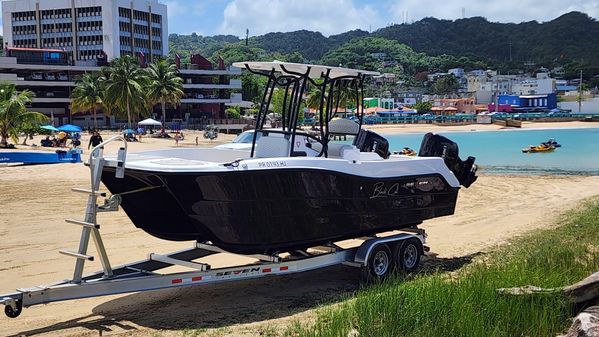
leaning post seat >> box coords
[255,135,291,158]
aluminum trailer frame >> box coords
[0,136,426,318]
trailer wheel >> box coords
[362,244,392,282]
[4,300,22,318]
[393,238,422,273]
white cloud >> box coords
[219,0,380,36]
[389,0,599,24]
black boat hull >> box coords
[101,168,459,254]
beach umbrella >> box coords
[40,125,59,132]
[57,124,82,133]
[138,118,162,126]
[123,128,135,134]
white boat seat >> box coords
[255,136,291,158]
[310,142,357,159]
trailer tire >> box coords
[393,238,422,273]
[362,243,392,282]
[4,300,22,318]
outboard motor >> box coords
[418,133,477,188]
[353,129,390,159]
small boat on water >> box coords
[0,149,81,165]
[522,143,555,153]
[393,147,417,156]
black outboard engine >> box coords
[353,129,390,159]
[418,133,477,188]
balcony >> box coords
[179,66,242,76]
[183,79,242,90]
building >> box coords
[432,98,477,114]
[495,93,557,111]
[0,49,242,127]
[2,0,168,64]
[0,1,242,127]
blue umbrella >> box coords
[57,124,82,132]
[123,128,135,134]
[40,125,59,132]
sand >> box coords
[1,122,599,336]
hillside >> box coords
[168,11,599,77]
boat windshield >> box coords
[231,131,261,144]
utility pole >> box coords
[578,70,583,113]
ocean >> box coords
[384,128,599,175]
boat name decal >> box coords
[215,267,261,277]
[258,161,287,168]
[0,157,8,162]
[370,182,401,199]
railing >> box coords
[297,113,599,126]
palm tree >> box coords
[71,72,103,128]
[0,83,47,147]
[104,56,148,128]
[146,59,184,124]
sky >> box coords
[164,0,599,37]
[0,0,597,37]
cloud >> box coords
[219,0,380,36]
[388,0,599,24]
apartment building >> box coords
[2,0,168,64]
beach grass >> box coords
[288,197,599,337]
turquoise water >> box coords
[384,128,599,175]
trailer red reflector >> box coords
[280,266,288,271]
[192,276,202,282]
[171,279,182,284]
[262,268,271,273]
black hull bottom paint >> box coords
[101,168,459,254]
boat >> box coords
[394,147,417,156]
[522,143,555,153]
[99,61,477,254]
[0,149,81,165]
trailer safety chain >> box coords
[114,185,164,197]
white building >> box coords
[2,0,168,63]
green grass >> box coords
[289,197,599,337]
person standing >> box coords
[88,131,103,150]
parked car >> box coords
[58,73,69,81]
[45,73,56,80]
[31,72,43,80]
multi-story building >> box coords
[2,0,168,64]
[0,1,242,127]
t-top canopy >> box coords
[232,61,379,79]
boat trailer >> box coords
[0,136,427,318]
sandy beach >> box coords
[1,121,599,336]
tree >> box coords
[412,101,433,114]
[146,59,184,124]
[104,56,148,128]
[431,75,460,95]
[225,106,241,119]
[0,83,47,147]
[71,72,103,128]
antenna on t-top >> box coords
[461,7,466,19]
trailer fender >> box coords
[354,233,424,267]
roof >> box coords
[232,61,379,79]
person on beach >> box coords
[88,131,103,149]
[174,132,182,146]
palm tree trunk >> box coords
[126,98,132,129]
[93,106,97,129]
[1,132,8,147]
[161,101,166,125]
